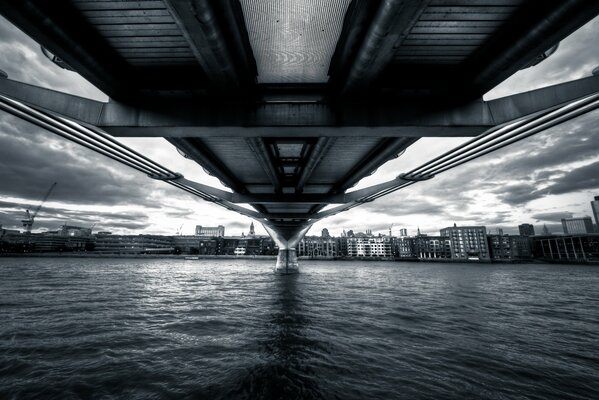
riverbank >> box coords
[1,253,598,264]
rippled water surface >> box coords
[1,258,599,399]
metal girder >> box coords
[245,137,282,192]
[175,174,413,205]
[0,0,134,100]
[332,137,418,193]
[2,76,599,137]
[167,137,247,193]
[162,0,256,90]
[296,137,336,193]
[337,0,432,95]
[461,0,599,98]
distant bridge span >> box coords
[1,0,598,273]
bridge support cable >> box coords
[405,94,599,178]
[0,93,265,221]
[308,91,599,221]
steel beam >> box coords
[296,137,336,193]
[338,0,432,95]
[462,0,599,98]
[245,138,282,192]
[163,0,255,90]
[0,0,134,100]
[167,137,247,193]
[1,75,599,137]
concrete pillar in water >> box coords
[263,223,312,274]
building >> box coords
[399,228,408,237]
[533,234,599,262]
[94,234,174,254]
[561,217,594,234]
[346,236,393,258]
[414,236,451,260]
[298,236,338,257]
[59,225,92,237]
[591,196,599,231]
[509,235,533,260]
[321,228,330,238]
[488,234,511,260]
[518,223,535,236]
[172,235,200,254]
[440,224,490,261]
[195,225,225,237]
[393,237,416,258]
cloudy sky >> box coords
[0,14,598,237]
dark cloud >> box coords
[0,199,150,232]
[542,160,599,195]
[0,115,167,207]
[493,183,539,206]
[531,212,574,222]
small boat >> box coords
[184,256,199,260]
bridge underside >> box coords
[1,0,598,272]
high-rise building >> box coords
[561,217,593,234]
[249,222,255,236]
[399,228,408,237]
[195,225,225,237]
[518,223,535,236]
[591,196,599,230]
[440,224,490,261]
[321,228,330,238]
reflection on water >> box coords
[1,258,599,400]
[226,274,324,400]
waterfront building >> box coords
[94,234,174,254]
[533,234,599,262]
[346,236,393,258]
[338,236,348,257]
[195,225,225,237]
[0,232,29,253]
[298,236,338,257]
[440,224,490,261]
[561,217,594,234]
[509,235,533,260]
[414,236,451,260]
[172,235,200,254]
[488,234,511,260]
[393,237,416,258]
[59,225,92,237]
[591,196,599,231]
[518,223,535,236]
[260,238,278,255]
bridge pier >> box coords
[263,223,312,274]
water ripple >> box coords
[1,258,599,399]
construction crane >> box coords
[176,224,184,236]
[22,182,57,234]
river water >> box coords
[1,258,598,399]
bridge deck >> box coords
[0,0,598,230]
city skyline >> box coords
[0,15,598,237]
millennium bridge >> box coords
[1,0,598,272]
